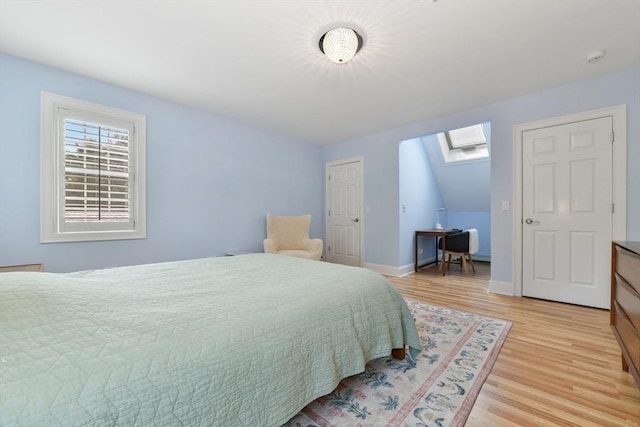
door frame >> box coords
[325,156,364,267]
[512,105,627,297]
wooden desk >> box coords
[415,230,457,275]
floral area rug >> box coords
[284,300,512,427]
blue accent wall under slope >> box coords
[399,138,444,267]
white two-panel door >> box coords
[522,116,613,308]
[326,159,362,267]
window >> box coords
[437,122,490,164]
[445,124,486,150]
[41,92,146,242]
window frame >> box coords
[41,92,146,243]
[444,124,487,150]
[437,122,490,164]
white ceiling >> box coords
[1,0,638,145]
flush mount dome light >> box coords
[319,27,363,64]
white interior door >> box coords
[522,116,613,308]
[326,159,362,266]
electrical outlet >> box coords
[502,201,510,211]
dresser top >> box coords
[614,241,640,256]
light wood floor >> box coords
[389,262,640,426]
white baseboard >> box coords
[364,255,491,278]
[488,279,514,295]
[363,262,415,277]
[397,263,417,277]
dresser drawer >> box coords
[616,276,640,332]
[614,302,640,375]
[616,246,640,294]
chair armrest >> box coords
[263,238,278,253]
[304,238,324,257]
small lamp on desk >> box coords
[435,207,445,230]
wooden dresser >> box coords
[0,263,43,272]
[611,241,640,388]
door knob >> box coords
[351,218,360,223]
[525,218,539,225]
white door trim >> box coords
[326,156,364,267]
[512,105,627,297]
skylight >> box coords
[445,124,486,149]
[437,122,490,164]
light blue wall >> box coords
[0,54,324,272]
[324,131,402,266]
[419,124,491,259]
[325,67,640,284]
[399,138,444,267]
[2,53,637,279]
[422,124,491,212]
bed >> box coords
[0,253,421,426]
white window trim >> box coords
[437,132,490,164]
[445,124,487,149]
[41,92,146,243]
[436,122,491,164]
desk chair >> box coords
[437,229,479,275]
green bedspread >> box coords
[0,254,421,426]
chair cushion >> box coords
[467,228,479,254]
[266,214,311,250]
[438,231,470,252]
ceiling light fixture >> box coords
[319,27,363,64]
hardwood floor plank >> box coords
[388,262,640,426]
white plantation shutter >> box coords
[41,92,146,243]
[64,118,131,223]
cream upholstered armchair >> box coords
[263,214,323,260]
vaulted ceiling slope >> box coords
[1,1,638,145]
